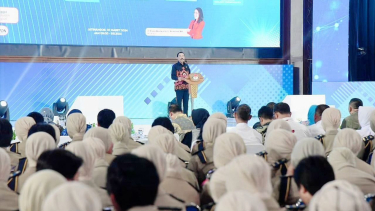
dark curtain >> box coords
[349,0,375,81]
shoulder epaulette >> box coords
[256,150,268,161]
[206,169,216,180]
[58,142,71,149]
[272,158,289,176]
[136,141,145,145]
[363,135,375,142]
[315,134,325,144]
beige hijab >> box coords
[267,119,292,136]
[309,180,371,211]
[19,170,66,211]
[83,137,106,159]
[265,129,297,165]
[202,114,227,146]
[84,127,113,153]
[333,128,363,156]
[213,133,246,168]
[321,108,341,132]
[358,106,375,137]
[328,147,375,194]
[66,142,96,180]
[0,148,11,183]
[216,191,267,211]
[42,181,102,211]
[291,138,325,168]
[26,132,56,167]
[113,116,142,149]
[109,122,131,155]
[50,124,61,145]
[209,165,231,202]
[0,148,18,210]
[15,117,36,142]
[67,113,86,141]
[132,145,167,182]
[150,133,177,155]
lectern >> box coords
[184,73,204,113]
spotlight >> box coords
[226,96,241,118]
[0,100,10,120]
[53,98,69,121]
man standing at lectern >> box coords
[171,52,191,115]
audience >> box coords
[27,112,44,124]
[0,148,18,210]
[307,105,317,125]
[255,106,274,144]
[357,106,375,137]
[230,104,262,146]
[320,108,341,156]
[293,156,335,206]
[14,116,36,156]
[308,104,330,137]
[113,116,142,149]
[341,98,363,130]
[66,113,87,142]
[273,102,310,140]
[27,123,57,143]
[108,123,132,155]
[213,133,246,168]
[84,127,115,164]
[36,149,83,180]
[216,191,267,211]
[169,104,195,130]
[191,108,210,149]
[97,109,116,128]
[152,117,175,134]
[0,118,22,170]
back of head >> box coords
[97,109,116,128]
[36,149,83,180]
[152,117,174,133]
[309,180,371,211]
[258,106,273,120]
[84,127,112,153]
[226,154,272,197]
[213,133,246,168]
[266,102,276,110]
[40,108,54,123]
[28,123,57,143]
[67,109,82,116]
[216,191,267,211]
[27,112,44,124]
[291,138,325,168]
[109,122,130,144]
[0,148,11,182]
[107,154,159,211]
[192,108,210,128]
[294,156,335,196]
[235,104,251,122]
[131,145,167,183]
[15,117,36,142]
[358,106,375,128]
[26,132,56,167]
[20,170,66,211]
[66,142,96,180]
[0,118,13,147]
[328,147,357,170]
[113,116,132,134]
[168,104,182,114]
[321,108,341,132]
[67,113,86,139]
[148,125,173,142]
[83,137,106,159]
[265,129,297,164]
[349,98,363,109]
[42,181,102,211]
[266,119,292,136]
[315,104,330,119]
[202,114,227,144]
[333,128,363,155]
[273,102,291,117]
[149,133,177,155]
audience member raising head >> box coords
[293,156,335,206]
[232,104,262,146]
[66,113,86,142]
[15,117,36,156]
[107,154,160,211]
[0,148,18,210]
[27,123,57,143]
[84,127,115,164]
[97,109,116,128]
[308,104,330,137]
[309,180,371,211]
[27,112,44,124]
[108,123,132,155]
[216,191,268,211]
[341,98,363,130]
[0,118,22,170]
[36,149,83,180]
[17,132,56,193]
[19,170,66,211]
[357,106,375,137]
[113,116,142,149]
[321,108,341,156]
[42,181,102,211]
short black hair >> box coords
[349,98,363,109]
[107,154,159,211]
[266,102,276,110]
[294,156,335,195]
[0,118,13,147]
[235,104,251,121]
[97,109,116,129]
[67,109,82,117]
[258,106,273,120]
[274,102,291,114]
[169,104,182,114]
[315,104,330,117]
[27,112,45,124]
[152,117,174,133]
[36,149,83,180]
[177,52,184,57]
[28,123,57,143]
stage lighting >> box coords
[53,98,69,120]
[226,96,241,118]
[0,100,10,120]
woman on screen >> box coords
[188,8,205,39]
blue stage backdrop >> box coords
[313,0,349,82]
[0,0,280,47]
[0,63,293,120]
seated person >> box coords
[294,156,335,207]
[107,154,160,211]
[341,98,363,130]
[0,118,22,170]
[255,106,274,144]
[98,109,116,129]
[61,109,91,136]
[169,104,195,130]
[27,111,44,124]
[308,104,330,137]
[28,123,57,143]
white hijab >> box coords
[209,165,230,202]
[0,148,11,183]
[15,117,36,142]
[19,170,66,211]
[357,106,375,137]
[291,138,325,168]
[84,127,113,153]
[265,129,297,164]
[333,128,363,155]
[42,181,102,211]
[26,132,56,167]
[213,133,246,168]
[66,142,96,180]
[216,191,268,211]
[83,137,106,159]
[267,119,292,136]
[149,133,177,155]
[113,116,133,135]
[131,145,167,183]
[67,113,86,141]
[109,122,131,145]
[321,108,341,132]
[202,114,227,145]
[148,126,173,141]
[309,180,371,211]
